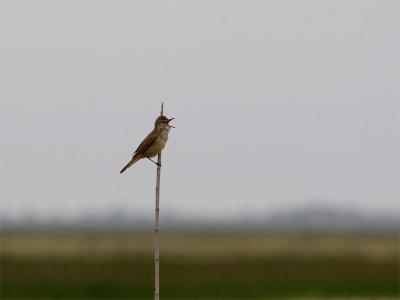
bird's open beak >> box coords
[167,118,175,128]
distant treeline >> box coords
[1,206,398,232]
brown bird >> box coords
[120,115,175,174]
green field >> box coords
[1,231,398,299]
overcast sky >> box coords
[1,0,398,223]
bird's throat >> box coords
[161,127,170,141]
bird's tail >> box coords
[120,155,141,174]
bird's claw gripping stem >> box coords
[147,157,161,167]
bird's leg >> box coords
[147,157,161,167]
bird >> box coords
[120,115,174,174]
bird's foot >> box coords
[147,157,161,167]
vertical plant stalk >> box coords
[154,102,163,300]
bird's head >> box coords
[154,115,175,129]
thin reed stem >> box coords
[154,102,163,300]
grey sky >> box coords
[1,0,398,222]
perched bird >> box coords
[120,115,175,174]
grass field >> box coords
[1,231,398,299]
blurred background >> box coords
[1,0,399,299]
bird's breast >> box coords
[144,136,167,158]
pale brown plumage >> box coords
[120,116,174,174]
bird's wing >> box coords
[132,130,158,156]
